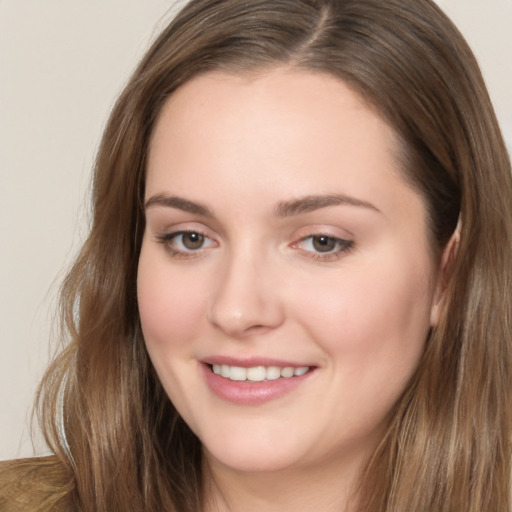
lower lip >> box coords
[201,364,315,405]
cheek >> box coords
[137,248,207,353]
[292,263,433,437]
[295,256,433,378]
[137,246,211,424]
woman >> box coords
[1,0,511,510]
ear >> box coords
[430,217,461,326]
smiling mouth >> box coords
[209,364,312,382]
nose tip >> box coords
[210,309,268,337]
[207,257,284,338]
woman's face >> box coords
[138,69,442,475]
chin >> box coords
[205,446,304,474]
[200,428,312,475]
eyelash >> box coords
[293,235,354,261]
[156,230,354,261]
[156,230,216,259]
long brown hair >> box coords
[18,0,512,510]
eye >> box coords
[157,230,217,257]
[294,234,353,260]
[308,235,339,253]
[177,231,207,250]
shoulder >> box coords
[0,455,73,512]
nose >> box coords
[207,248,285,338]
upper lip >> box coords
[202,355,314,368]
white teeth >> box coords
[266,366,281,380]
[246,366,266,382]
[211,364,310,381]
[280,366,294,378]
[229,366,247,381]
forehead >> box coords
[146,68,418,218]
[149,68,395,154]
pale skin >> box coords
[137,68,452,511]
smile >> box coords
[203,361,316,405]
[211,364,310,382]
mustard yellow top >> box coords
[0,456,73,512]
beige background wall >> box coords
[1,0,511,460]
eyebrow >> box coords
[144,192,380,218]
[145,194,214,217]
[274,194,380,217]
